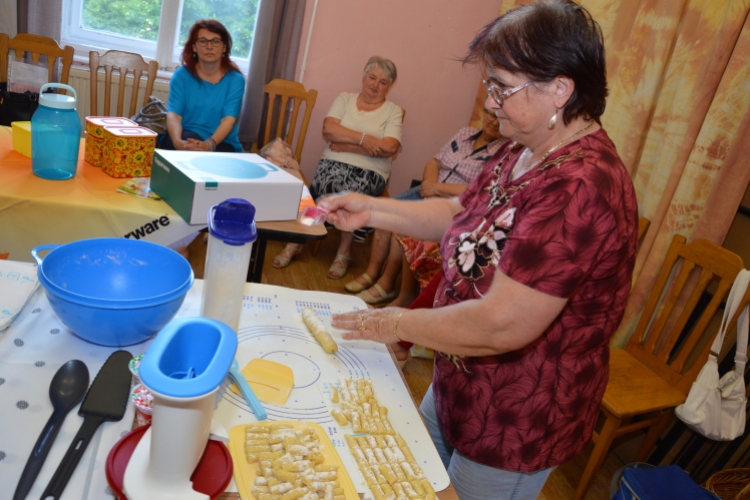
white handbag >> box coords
[675,269,750,441]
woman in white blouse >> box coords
[272,56,403,279]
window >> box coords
[61,0,259,73]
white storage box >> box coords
[150,150,304,224]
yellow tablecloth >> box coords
[0,126,203,262]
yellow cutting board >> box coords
[228,421,358,500]
[229,358,294,405]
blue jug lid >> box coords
[38,83,77,110]
[208,198,257,246]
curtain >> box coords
[237,0,306,148]
[474,0,750,347]
[17,0,61,39]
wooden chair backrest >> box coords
[0,33,74,89]
[638,217,650,243]
[89,50,158,117]
[256,78,317,164]
[627,234,744,394]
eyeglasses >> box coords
[483,80,532,106]
[196,38,223,47]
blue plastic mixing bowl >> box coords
[32,238,194,346]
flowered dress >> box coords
[432,128,638,471]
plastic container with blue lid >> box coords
[200,198,257,332]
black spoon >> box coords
[12,360,89,500]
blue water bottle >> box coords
[31,83,81,180]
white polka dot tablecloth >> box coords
[0,280,450,499]
[0,287,147,500]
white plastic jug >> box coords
[200,198,257,332]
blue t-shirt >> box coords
[167,65,245,152]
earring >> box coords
[547,112,557,130]
[193,52,197,59]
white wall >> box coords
[294,0,502,194]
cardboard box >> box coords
[11,121,31,158]
[101,126,158,178]
[151,150,303,224]
[85,117,137,138]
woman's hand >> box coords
[318,192,373,231]
[332,307,404,344]
[360,134,381,157]
[183,138,211,151]
[419,179,441,198]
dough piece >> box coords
[330,385,340,403]
[302,308,338,353]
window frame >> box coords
[61,0,250,74]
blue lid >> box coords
[139,317,238,398]
[208,198,257,246]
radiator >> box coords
[68,65,170,124]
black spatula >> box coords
[40,350,133,500]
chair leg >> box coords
[575,411,622,500]
[312,240,322,256]
[634,408,674,462]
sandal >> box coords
[272,244,302,269]
[327,254,352,280]
[357,283,398,305]
[344,273,375,293]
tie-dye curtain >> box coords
[473,0,750,347]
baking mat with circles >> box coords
[228,420,359,500]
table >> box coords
[0,126,200,262]
[251,213,327,283]
[0,277,457,500]
[0,126,326,279]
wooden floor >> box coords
[187,232,632,500]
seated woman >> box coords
[162,19,245,153]
[272,56,403,279]
[345,109,506,305]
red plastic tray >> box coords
[105,424,233,500]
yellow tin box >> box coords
[84,132,104,166]
[101,126,158,178]
[11,121,32,158]
[85,117,137,139]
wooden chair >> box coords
[251,78,318,164]
[0,33,74,89]
[575,234,745,499]
[89,50,158,117]
[638,216,650,243]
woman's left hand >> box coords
[184,138,210,151]
[332,307,404,344]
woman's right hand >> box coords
[360,134,381,157]
[318,193,373,231]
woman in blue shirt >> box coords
[162,19,245,153]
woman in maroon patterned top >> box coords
[321,1,638,498]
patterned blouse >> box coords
[432,128,638,471]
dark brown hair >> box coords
[181,19,240,80]
[465,0,607,125]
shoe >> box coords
[327,254,352,279]
[344,273,375,293]
[272,244,301,269]
[357,283,398,305]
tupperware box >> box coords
[11,121,31,157]
[85,132,104,166]
[102,126,158,178]
[85,116,137,139]
[151,150,303,224]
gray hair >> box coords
[363,56,397,86]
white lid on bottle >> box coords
[38,83,77,110]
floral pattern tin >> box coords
[85,117,136,139]
[101,126,158,178]
[84,132,104,167]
